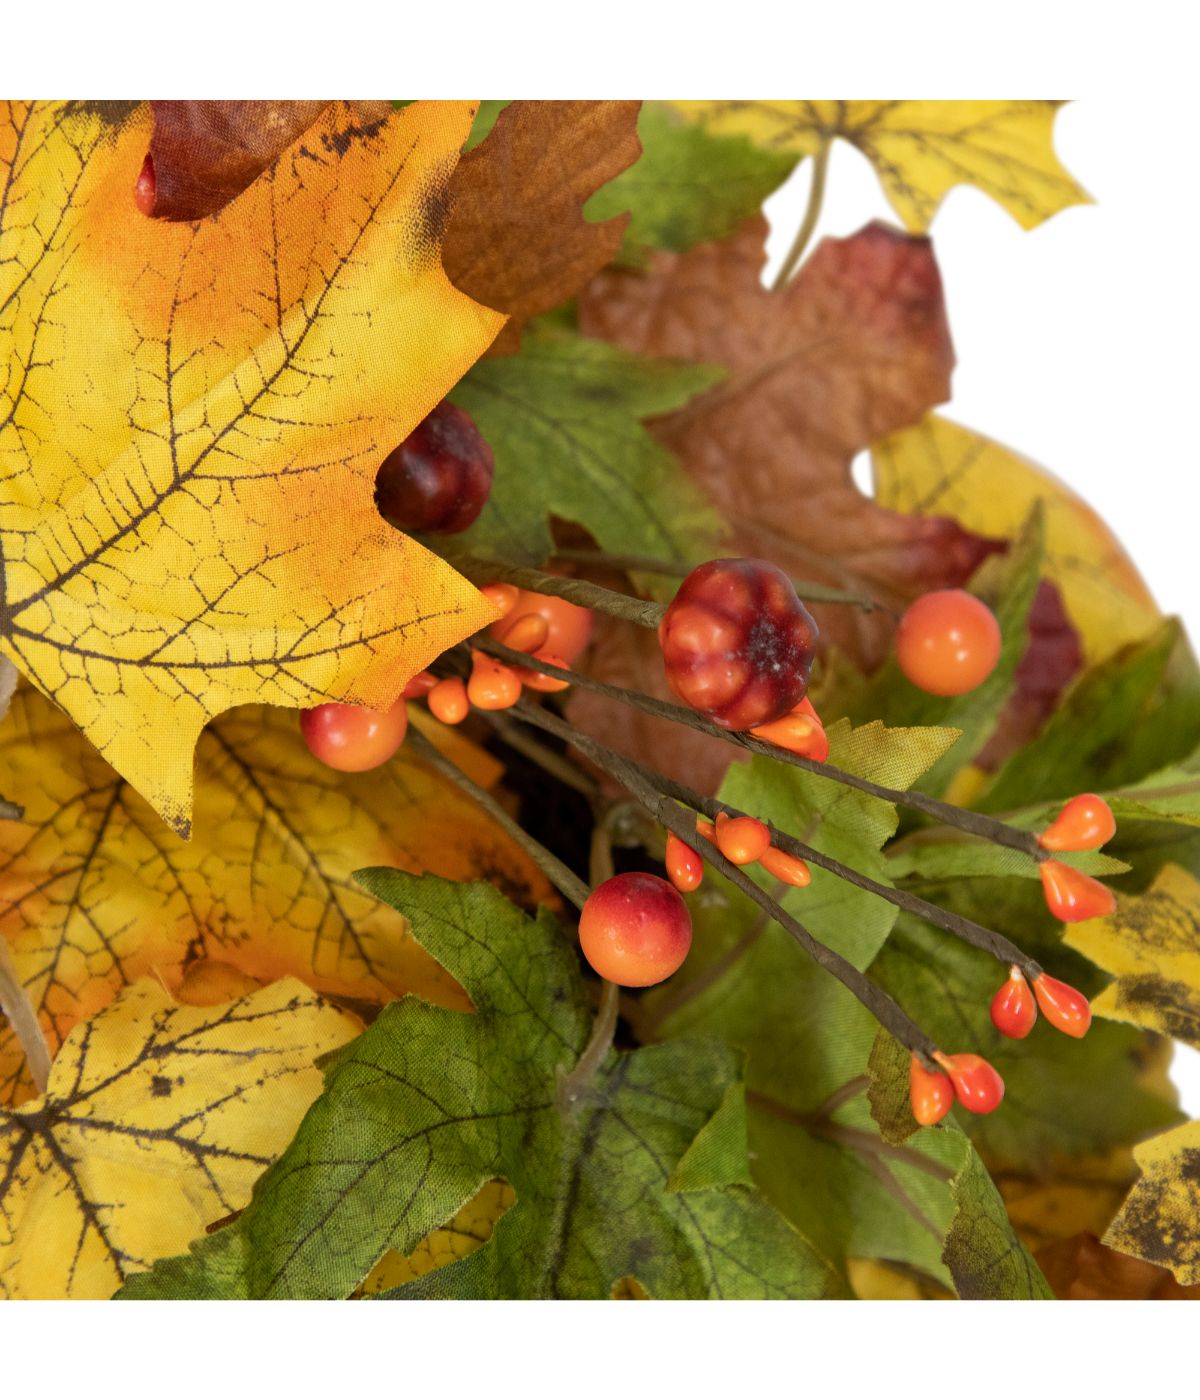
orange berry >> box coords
[759,846,811,887]
[665,833,704,893]
[427,676,469,725]
[300,698,408,773]
[909,1054,954,1127]
[694,817,717,844]
[990,966,1037,1040]
[492,588,593,663]
[467,652,521,711]
[499,612,550,655]
[715,811,771,865]
[515,652,571,693]
[750,697,830,762]
[1033,973,1092,1038]
[896,590,1002,697]
[1039,794,1116,852]
[401,669,437,700]
[480,582,520,618]
[934,1051,1005,1115]
[1039,860,1116,923]
[578,873,692,987]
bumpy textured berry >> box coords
[467,652,521,711]
[578,873,693,987]
[300,698,407,773]
[134,153,156,215]
[909,1054,954,1127]
[659,559,818,730]
[759,846,811,888]
[665,833,704,893]
[750,697,829,761]
[990,966,1038,1040]
[934,1051,1005,1114]
[375,401,494,534]
[715,812,771,866]
[896,590,1002,697]
[428,677,469,725]
[1033,973,1092,1038]
[1039,794,1116,852]
[1040,860,1116,923]
[492,588,593,664]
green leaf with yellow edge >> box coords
[449,329,724,570]
[0,976,358,1299]
[0,685,553,1105]
[1065,863,1200,1049]
[670,101,1088,231]
[0,101,501,834]
[872,415,1160,666]
[119,873,836,1300]
[825,509,1044,799]
[587,102,798,256]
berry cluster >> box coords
[1037,793,1118,922]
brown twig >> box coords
[0,936,51,1095]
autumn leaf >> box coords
[1036,1231,1200,1300]
[0,100,501,833]
[0,685,553,1104]
[0,976,358,1298]
[873,415,1160,668]
[671,101,1088,231]
[119,873,837,1300]
[449,328,724,569]
[442,101,642,356]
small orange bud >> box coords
[497,612,550,655]
[759,846,811,887]
[514,652,571,693]
[401,669,437,700]
[909,1054,954,1126]
[694,817,717,844]
[934,1051,1005,1115]
[1033,973,1092,1038]
[990,966,1037,1040]
[467,652,522,711]
[750,698,829,762]
[1040,860,1116,923]
[480,582,519,618]
[428,677,469,725]
[1039,793,1116,852]
[715,811,771,865]
[665,832,704,893]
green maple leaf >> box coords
[448,329,724,572]
[118,873,835,1300]
[587,102,798,257]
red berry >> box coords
[909,1054,954,1127]
[428,677,469,725]
[300,698,407,773]
[759,845,811,887]
[1033,973,1092,1038]
[578,873,693,987]
[1039,794,1116,852]
[934,1051,1005,1115]
[492,589,593,664]
[659,559,818,730]
[715,812,771,865]
[134,152,156,215]
[896,590,1001,697]
[467,652,521,711]
[375,401,494,534]
[665,833,704,893]
[401,670,437,700]
[1040,860,1116,923]
[750,696,829,761]
[990,966,1038,1040]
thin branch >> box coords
[0,796,23,822]
[477,638,1043,860]
[0,935,50,1094]
[771,138,832,291]
[407,728,590,911]
[560,979,620,1107]
[481,709,601,799]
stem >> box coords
[0,936,50,1094]
[481,710,600,799]
[771,139,832,292]
[407,728,590,911]
[477,639,1043,860]
[560,979,620,1106]
[550,548,887,613]
[509,699,938,1058]
[0,796,22,822]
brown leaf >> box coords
[1036,1232,1200,1300]
[145,100,394,220]
[444,101,642,355]
[574,217,997,786]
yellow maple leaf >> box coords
[0,100,502,834]
[872,414,1160,666]
[0,684,553,1103]
[671,100,1088,231]
[1104,1121,1200,1286]
[0,976,358,1299]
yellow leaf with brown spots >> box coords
[873,415,1160,666]
[1106,1120,1200,1285]
[0,976,358,1298]
[671,101,1088,230]
[0,100,502,834]
[1065,863,1200,1048]
[0,685,553,1104]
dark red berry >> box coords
[375,401,494,534]
[659,559,818,730]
